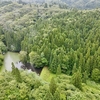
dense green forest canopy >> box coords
[0,1,100,78]
[0,1,100,100]
[0,69,100,100]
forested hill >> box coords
[0,2,100,100]
[61,0,100,9]
[0,0,100,9]
[0,1,100,76]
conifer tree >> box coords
[43,90,53,100]
[56,65,61,75]
[71,70,82,90]
[11,62,16,75]
[11,62,22,82]
[49,78,57,95]
[72,63,77,74]
[15,68,22,82]
[54,89,60,100]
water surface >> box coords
[3,52,20,71]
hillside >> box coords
[0,2,100,100]
[0,0,100,9]
[61,0,100,9]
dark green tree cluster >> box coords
[0,2,62,52]
[21,9,100,83]
[0,2,100,83]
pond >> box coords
[2,52,42,74]
[3,52,21,71]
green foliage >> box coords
[11,62,22,82]
[40,67,55,82]
[54,89,61,100]
[11,62,16,75]
[71,70,82,90]
[29,51,42,68]
[0,54,4,70]
[41,52,48,66]
[0,70,43,100]
[0,41,7,53]
[92,68,100,82]
[0,69,100,100]
[56,65,61,75]
[34,79,42,89]
[19,51,27,64]
[72,63,77,74]
[15,67,22,82]
[49,78,57,95]
[82,71,88,83]
[0,2,100,100]
[43,90,53,100]
[29,51,48,68]
[0,2,100,78]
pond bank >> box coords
[21,63,43,75]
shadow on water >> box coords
[20,62,43,75]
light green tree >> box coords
[19,51,27,64]
[49,78,57,95]
[43,90,54,100]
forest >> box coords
[0,1,100,100]
[0,0,100,9]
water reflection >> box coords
[4,52,20,71]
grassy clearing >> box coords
[40,67,56,82]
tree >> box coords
[71,70,82,90]
[29,51,42,68]
[0,41,7,54]
[56,65,61,75]
[49,78,57,95]
[15,68,22,82]
[54,89,60,100]
[11,62,22,82]
[44,3,48,8]
[91,68,100,82]
[34,79,41,89]
[50,54,58,73]
[41,52,48,66]
[0,54,4,70]
[19,51,27,64]
[82,71,88,83]
[72,63,77,74]
[43,90,53,100]
[11,62,16,75]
